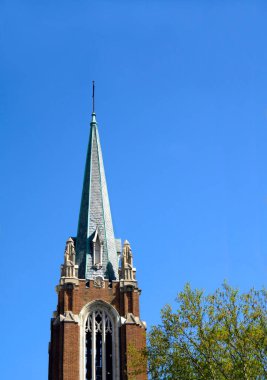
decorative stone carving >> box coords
[61,237,79,279]
[93,275,105,289]
[60,311,79,323]
[120,240,136,281]
[53,312,79,326]
[125,312,147,329]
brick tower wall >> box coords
[48,279,147,380]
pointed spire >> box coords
[75,85,119,280]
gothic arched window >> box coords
[80,301,120,380]
[85,309,114,380]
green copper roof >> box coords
[75,113,119,280]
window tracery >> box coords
[85,309,114,380]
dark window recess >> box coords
[86,331,92,380]
[67,291,72,311]
[106,331,113,379]
[128,291,133,313]
[95,238,101,264]
[96,332,102,380]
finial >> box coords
[92,80,95,113]
[91,81,97,123]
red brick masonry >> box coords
[49,279,147,380]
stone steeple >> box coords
[49,99,147,380]
[75,112,120,280]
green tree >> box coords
[148,283,267,379]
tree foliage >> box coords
[127,342,148,380]
[147,283,267,379]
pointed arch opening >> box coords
[92,229,103,268]
[79,300,120,380]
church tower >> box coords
[48,96,147,380]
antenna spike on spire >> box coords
[92,80,95,113]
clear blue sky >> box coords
[1,1,267,378]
